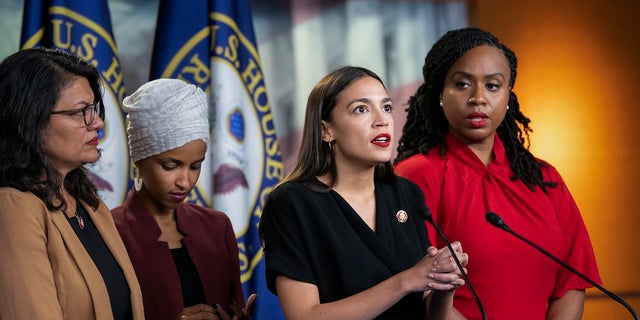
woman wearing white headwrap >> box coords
[112,78,255,320]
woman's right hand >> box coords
[226,293,257,320]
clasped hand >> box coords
[407,241,468,292]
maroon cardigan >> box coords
[112,191,245,320]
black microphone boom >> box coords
[419,206,488,320]
[485,211,639,320]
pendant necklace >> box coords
[74,211,85,230]
[64,203,85,230]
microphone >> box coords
[419,206,488,320]
[485,211,639,320]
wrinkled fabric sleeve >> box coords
[0,190,64,319]
[544,165,601,298]
[261,184,316,294]
[223,215,246,307]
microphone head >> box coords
[485,211,507,230]
[418,205,434,223]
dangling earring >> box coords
[328,141,334,153]
[134,177,143,191]
[439,100,443,107]
[133,167,143,191]
[507,105,510,111]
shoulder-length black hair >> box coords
[0,47,105,211]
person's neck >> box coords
[135,192,182,248]
[450,132,496,167]
[467,142,495,167]
[136,190,176,221]
[330,165,376,197]
[328,166,378,230]
[60,187,77,216]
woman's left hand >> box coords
[428,241,469,289]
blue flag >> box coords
[150,1,285,319]
[21,0,131,209]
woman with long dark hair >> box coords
[260,66,468,319]
[0,47,143,319]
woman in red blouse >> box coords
[395,27,601,320]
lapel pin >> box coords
[396,210,408,223]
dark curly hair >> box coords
[0,47,105,211]
[394,27,556,191]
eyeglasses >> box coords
[50,104,100,126]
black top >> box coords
[67,204,132,320]
[171,246,206,307]
[261,177,430,320]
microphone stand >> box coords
[419,206,488,320]
[486,211,639,320]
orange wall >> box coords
[469,1,640,318]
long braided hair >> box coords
[395,27,556,191]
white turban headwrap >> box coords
[122,78,209,163]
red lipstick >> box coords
[371,133,391,147]
[467,112,488,129]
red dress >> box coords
[395,133,601,320]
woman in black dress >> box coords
[260,66,468,319]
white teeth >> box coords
[373,137,389,142]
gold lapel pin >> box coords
[396,210,408,223]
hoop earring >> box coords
[133,166,143,191]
